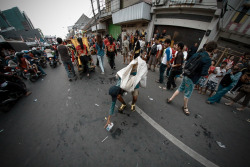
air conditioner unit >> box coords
[153,0,166,6]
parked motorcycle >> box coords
[47,51,57,68]
[39,56,47,68]
[0,74,26,112]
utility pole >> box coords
[90,0,98,34]
[97,0,101,14]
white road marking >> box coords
[129,102,219,167]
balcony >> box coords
[91,22,106,32]
[112,2,151,24]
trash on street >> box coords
[247,119,250,123]
[101,136,108,142]
[0,129,4,133]
[148,96,153,100]
[33,99,37,102]
[95,104,99,107]
[159,86,162,89]
[216,141,226,148]
[68,96,72,100]
[106,122,114,131]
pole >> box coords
[90,0,98,34]
[97,0,101,14]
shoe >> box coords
[166,98,172,104]
[113,66,116,69]
[152,69,155,72]
[225,102,233,106]
[42,73,47,76]
[182,106,190,116]
[101,72,104,75]
[206,101,212,104]
[236,107,245,111]
[25,91,32,96]
[118,104,126,112]
[131,104,135,112]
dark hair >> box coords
[106,34,109,38]
[178,42,184,50]
[212,60,217,65]
[164,39,171,44]
[205,41,217,52]
[57,38,63,44]
[77,37,84,49]
[108,37,113,44]
[221,61,227,65]
[96,34,103,47]
[124,36,127,39]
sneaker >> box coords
[101,72,105,75]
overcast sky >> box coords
[0,0,102,39]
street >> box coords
[0,54,250,167]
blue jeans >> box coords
[207,84,234,104]
[97,55,104,73]
[159,63,167,83]
[63,61,76,78]
[38,65,46,75]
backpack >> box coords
[151,44,157,55]
[183,54,202,76]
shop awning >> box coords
[112,2,151,24]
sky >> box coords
[0,0,102,39]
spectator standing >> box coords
[167,41,217,116]
[95,34,105,74]
[156,39,171,83]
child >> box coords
[204,61,227,96]
[197,60,216,94]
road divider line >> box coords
[129,102,219,167]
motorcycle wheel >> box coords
[22,72,28,80]
[30,75,38,82]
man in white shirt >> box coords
[204,61,227,97]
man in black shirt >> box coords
[167,42,184,90]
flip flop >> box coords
[166,98,172,104]
[182,106,190,116]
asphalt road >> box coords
[0,54,249,167]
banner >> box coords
[71,37,89,51]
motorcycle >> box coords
[47,52,57,68]
[0,74,26,112]
[39,56,47,68]
[23,60,43,82]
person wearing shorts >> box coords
[123,36,129,64]
[166,41,217,116]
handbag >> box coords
[220,73,232,87]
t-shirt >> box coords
[104,38,109,46]
[123,40,129,53]
[183,51,188,60]
[140,40,145,50]
[57,45,71,62]
[172,51,183,71]
[161,47,172,65]
[106,43,116,52]
[209,67,226,83]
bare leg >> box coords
[209,90,214,97]
[117,95,126,105]
[184,97,189,108]
[132,96,138,105]
[169,90,180,101]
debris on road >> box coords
[101,136,108,142]
[105,117,107,120]
[124,92,127,96]
[246,119,250,123]
[148,96,153,100]
[33,99,37,102]
[0,129,4,133]
[106,122,114,131]
[68,96,72,100]
[163,87,166,90]
[68,88,70,92]
[194,114,203,119]
[95,104,99,107]
[232,110,237,114]
[159,86,162,89]
[41,79,44,81]
[216,141,226,148]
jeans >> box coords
[63,61,76,78]
[159,63,167,83]
[167,70,179,89]
[37,65,46,75]
[166,65,171,77]
[207,84,234,103]
[97,55,104,73]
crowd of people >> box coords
[1,31,249,126]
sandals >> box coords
[182,106,190,116]
[118,104,126,112]
[131,104,136,112]
[166,98,172,104]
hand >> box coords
[104,116,111,128]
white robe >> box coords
[117,57,148,92]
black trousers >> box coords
[107,52,115,69]
[80,56,91,73]
[167,70,180,89]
